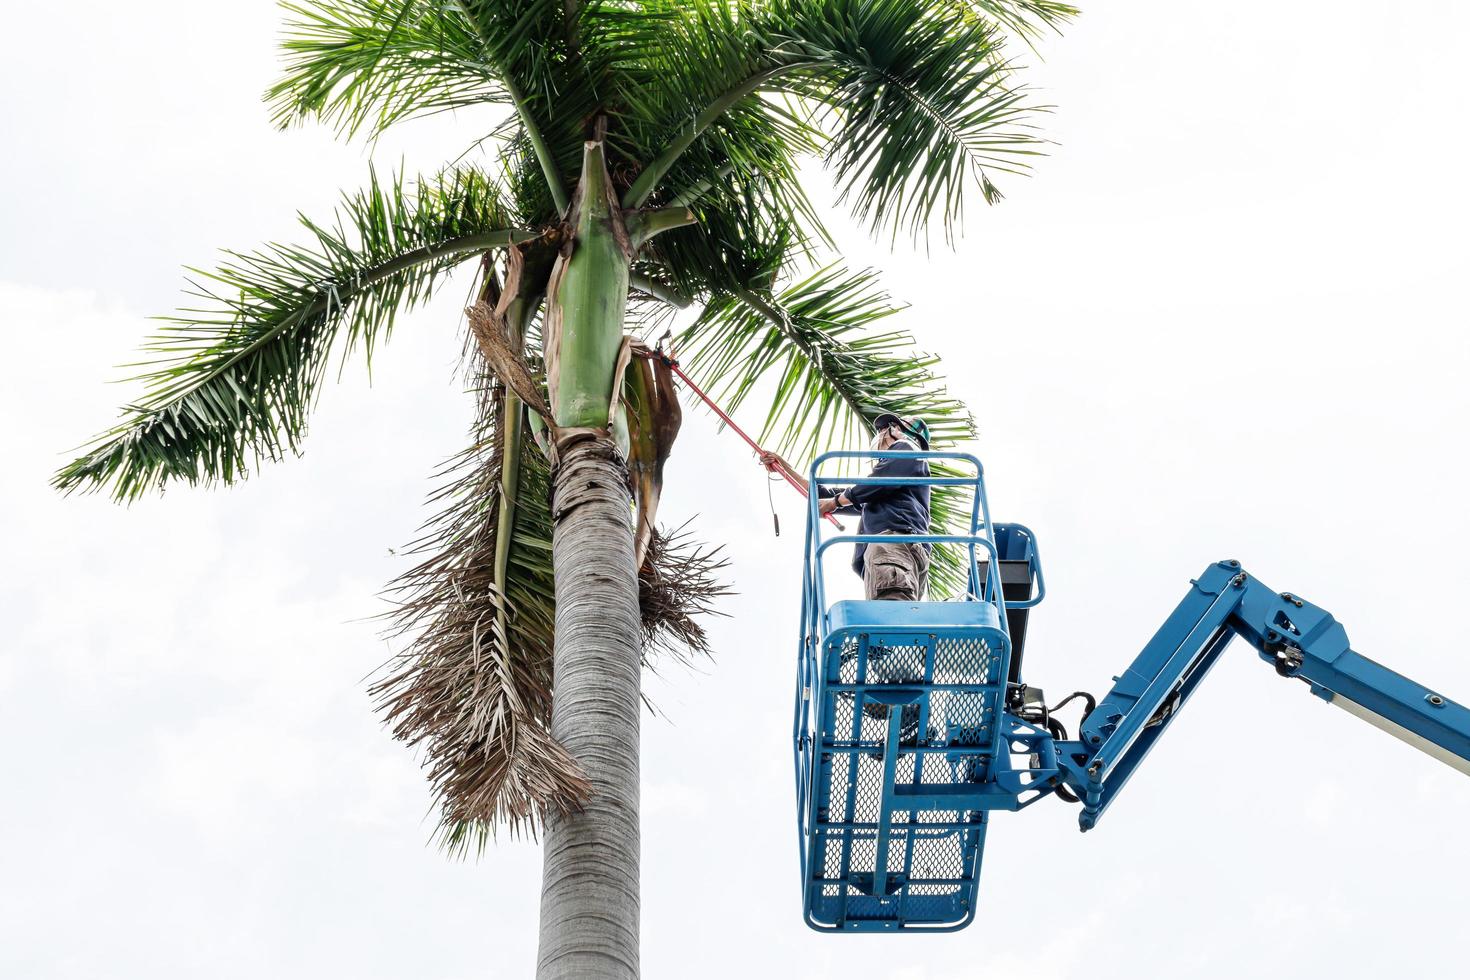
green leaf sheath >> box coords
[54,169,530,500]
[547,140,631,428]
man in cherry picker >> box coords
[761,412,933,601]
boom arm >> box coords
[1058,560,1470,830]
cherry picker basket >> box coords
[793,452,1044,932]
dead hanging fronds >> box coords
[468,301,553,423]
[626,345,682,570]
[373,355,590,854]
[638,522,733,671]
[627,347,727,669]
[374,255,730,851]
[465,252,556,430]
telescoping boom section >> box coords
[792,451,1470,933]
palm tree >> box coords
[54,1,1074,976]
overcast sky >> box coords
[4,3,1469,978]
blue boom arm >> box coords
[1063,559,1470,830]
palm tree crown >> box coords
[55,0,1074,852]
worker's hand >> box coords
[818,496,838,516]
[758,450,787,473]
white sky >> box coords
[4,2,1470,978]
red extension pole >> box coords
[645,351,842,528]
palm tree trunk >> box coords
[536,136,641,980]
[538,434,641,980]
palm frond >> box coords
[377,351,730,850]
[53,168,529,500]
[949,1,1078,41]
[649,178,809,303]
[773,0,1047,241]
[676,261,979,594]
[270,0,507,137]
[656,99,827,245]
[616,0,794,209]
[622,0,1049,242]
[272,1,669,218]
[677,263,973,462]
[457,0,663,211]
[639,522,733,671]
[926,461,980,599]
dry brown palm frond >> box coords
[373,358,589,853]
[376,253,729,851]
[626,346,682,571]
[638,522,734,672]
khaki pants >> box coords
[863,537,930,601]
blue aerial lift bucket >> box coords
[793,452,1045,931]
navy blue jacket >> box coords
[818,439,931,575]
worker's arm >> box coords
[843,443,926,507]
[818,486,860,516]
[808,479,859,516]
[759,451,809,491]
[758,451,853,506]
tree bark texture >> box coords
[536,434,642,980]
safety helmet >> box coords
[872,412,931,451]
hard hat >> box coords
[872,412,930,451]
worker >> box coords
[761,412,933,601]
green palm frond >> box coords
[616,0,791,209]
[675,261,978,595]
[950,1,1078,41]
[457,0,668,211]
[53,168,530,500]
[775,0,1046,240]
[677,263,973,461]
[926,461,981,598]
[624,0,1047,241]
[650,99,828,248]
[650,180,810,303]
[270,0,506,137]
[273,1,669,216]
